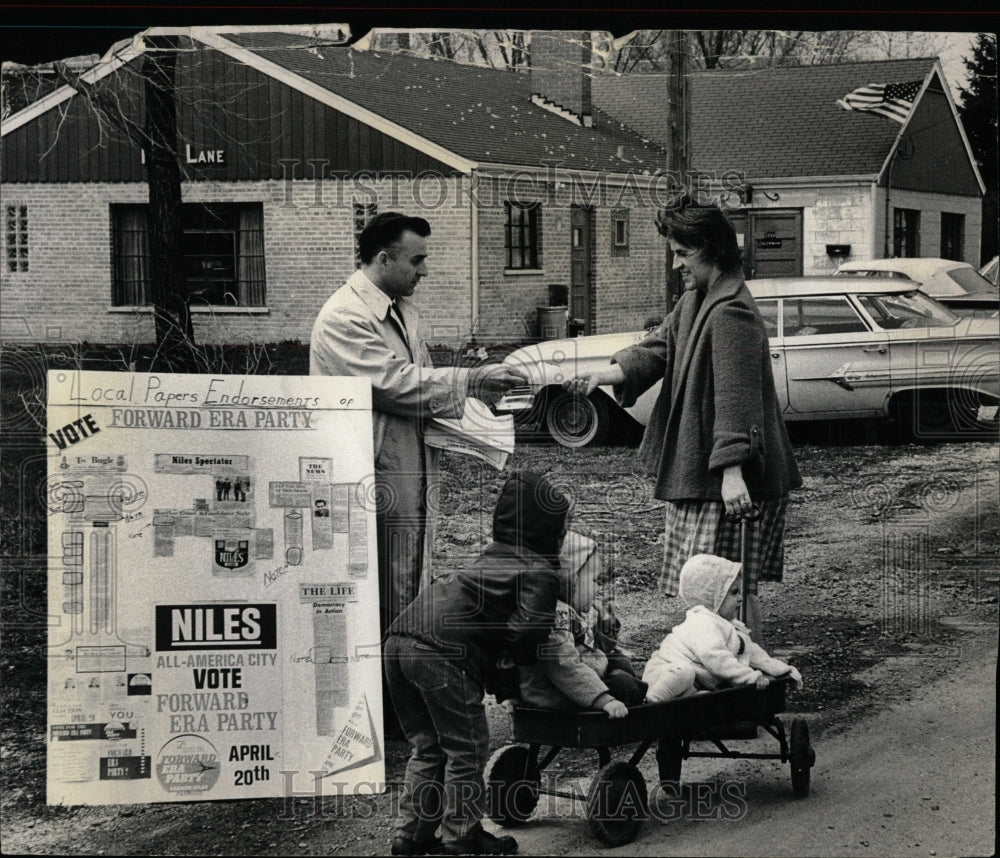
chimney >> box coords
[530,30,593,126]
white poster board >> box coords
[45,371,384,805]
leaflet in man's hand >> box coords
[424,398,515,470]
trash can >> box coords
[548,284,568,307]
[537,306,568,340]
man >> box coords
[310,212,526,633]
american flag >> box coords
[837,80,923,123]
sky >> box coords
[1,26,986,91]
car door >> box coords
[780,295,891,417]
[754,298,790,413]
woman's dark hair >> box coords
[655,194,742,271]
[358,211,431,264]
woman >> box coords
[565,195,801,644]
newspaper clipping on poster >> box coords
[45,371,384,805]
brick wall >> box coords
[473,177,668,342]
[0,178,472,348]
[746,184,981,274]
[592,204,668,332]
[1,175,669,348]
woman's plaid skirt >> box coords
[659,497,789,597]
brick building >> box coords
[1,27,985,347]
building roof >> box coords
[226,30,667,175]
[688,58,939,179]
[592,57,942,180]
[2,29,957,186]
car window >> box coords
[837,269,914,280]
[756,299,779,336]
[782,297,868,336]
[947,267,996,295]
[857,290,959,329]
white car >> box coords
[980,255,999,287]
[495,277,1000,448]
[836,257,998,316]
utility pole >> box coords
[665,29,690,312]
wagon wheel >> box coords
[655,736,683,786]
[586,761,648,847]
[789,718,815,798]
[485,744,540,826]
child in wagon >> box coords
[642,553,803,701]
[501,530,647,717]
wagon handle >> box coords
[725,505,761,523]
[725,507,760,625]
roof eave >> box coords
[191,28,476,175]
[1,37,145,136]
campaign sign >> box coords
[46,372,384,805]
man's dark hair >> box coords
[655,194,742,271]
[358,211,431,264]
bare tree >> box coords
[51,36,193,354]
[366,29,957,75]
[141,36,193,348]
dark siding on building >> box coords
[891,88,981,197]
[2,48,459,183]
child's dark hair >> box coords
[655,194,742,271]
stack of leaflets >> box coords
[424,398,515,470]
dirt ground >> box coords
[1,434,997,856]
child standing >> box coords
[509,531,646,715]
[384,470,571,856]
[642,553,802,701]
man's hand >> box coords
[602,699,628,719]
[500,698,518,715]
[468,364,528,406]
[754,675,771,690]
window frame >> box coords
[504,201,541,271]
[5,204,28,272]
[892,208,921,258]
[110,202,266,309]
[610,208,630,257]
[940,212,964,261]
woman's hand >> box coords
[563,374,601,397]
[563,364,626,397]
[755,675,771,690]
[721,465,752,518]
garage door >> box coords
[729,210,803,279]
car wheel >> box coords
[545,390,612,448]
[894,391,998,442]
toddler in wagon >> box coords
[642,553,802,701]
[502,531,647,717]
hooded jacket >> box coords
[516,533,617,711]
[387,471,567,687]
[643,552,802,692]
